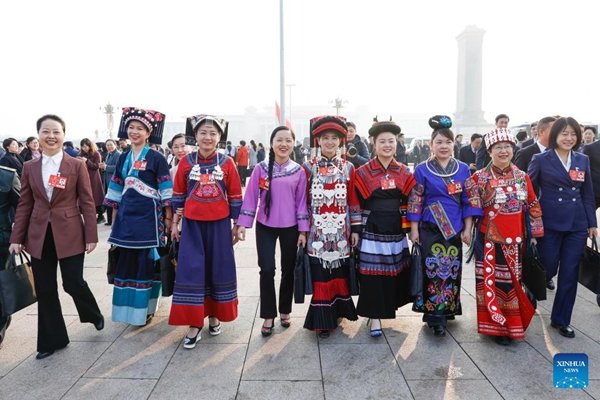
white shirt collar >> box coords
[42,151,63,165]
[536,141,547,152]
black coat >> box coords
[583,140,600,206]
[0,153,23,177]
[514,142,542,173]
[475,144,491,170]
[458,145,477,167]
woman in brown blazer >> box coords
[9,114,104,360]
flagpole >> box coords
[279,0,286,125]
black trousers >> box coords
[31,225,102,352]
[256,223,298,319]
[237,166,248,187]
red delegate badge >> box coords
[380,177,396,190]
[569,169,585,182]
[48,174,67,189]
[259,177,270,190]
[199,173,214,185]
[447,182,462,195]
[133,160,147,170]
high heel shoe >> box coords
[183,327,201,349]
[367,318,382,338]
[261,319,275,337]
[280,314,291,328]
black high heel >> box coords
[261,319,275,337]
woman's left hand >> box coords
[589,227,598,238]
[86,243,97,254]
[297,232,307,247]
[350,232,360,247]
[165,218,172,234]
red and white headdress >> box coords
[484,128,516,151]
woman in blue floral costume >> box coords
[407,116,481,336]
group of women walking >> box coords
[3,109,597,360]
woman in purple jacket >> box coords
[236,126,309,336]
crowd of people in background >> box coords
[0,109,599,361]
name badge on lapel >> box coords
[48,174,67,189]
[199,173,215,185]
[133,160,147,171]
[380,176,396,190]
[447,182,462,195]
[259,177,270,190]
[569,169,585,182]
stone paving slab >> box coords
[406,379,504,400]
[242,316,321,381]
[0,341,111,400]
[84,317,184,379]
[386,317,486,381]
[62,378,157,400]
[461,341,594,399]
[320,343,413,400]
[150,343,246,400]
[237,381,324,400]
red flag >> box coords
[275,101,292,129]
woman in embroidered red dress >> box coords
[355,118,416,337]
[169,115,242,349]
[465,128,543,345]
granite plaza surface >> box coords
[1,223,600,400]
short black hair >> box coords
[36,114,66,133]
[548,117,582,150]
[516,130,528,141]
[584,126,598,136]
[495,114,509,123]
[431,128,454,142]
[470,133,483,142]
[2,137,18,151]
[346,122,356,130]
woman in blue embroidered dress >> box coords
[407,116,481,337]
[104,107,173,326]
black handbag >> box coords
[578,241,600,294]
[347,247,360,296]
[160,240,178,297]
[107,245,119,284]
[294,246,305,303]
[0,252,37,315]
[410,243,423,298]
[522,245,547,301]
[303,249,313,295]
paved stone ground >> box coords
[1,223,600,400]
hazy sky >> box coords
[1,0,598,139]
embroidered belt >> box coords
[123,177,159,199]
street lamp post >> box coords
[286,83,295,127]
[330,97,348,116]
[101,103,116,138]
[279,0,286,125]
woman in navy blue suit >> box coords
[528,117,598,338]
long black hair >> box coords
[264,126,295,218]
